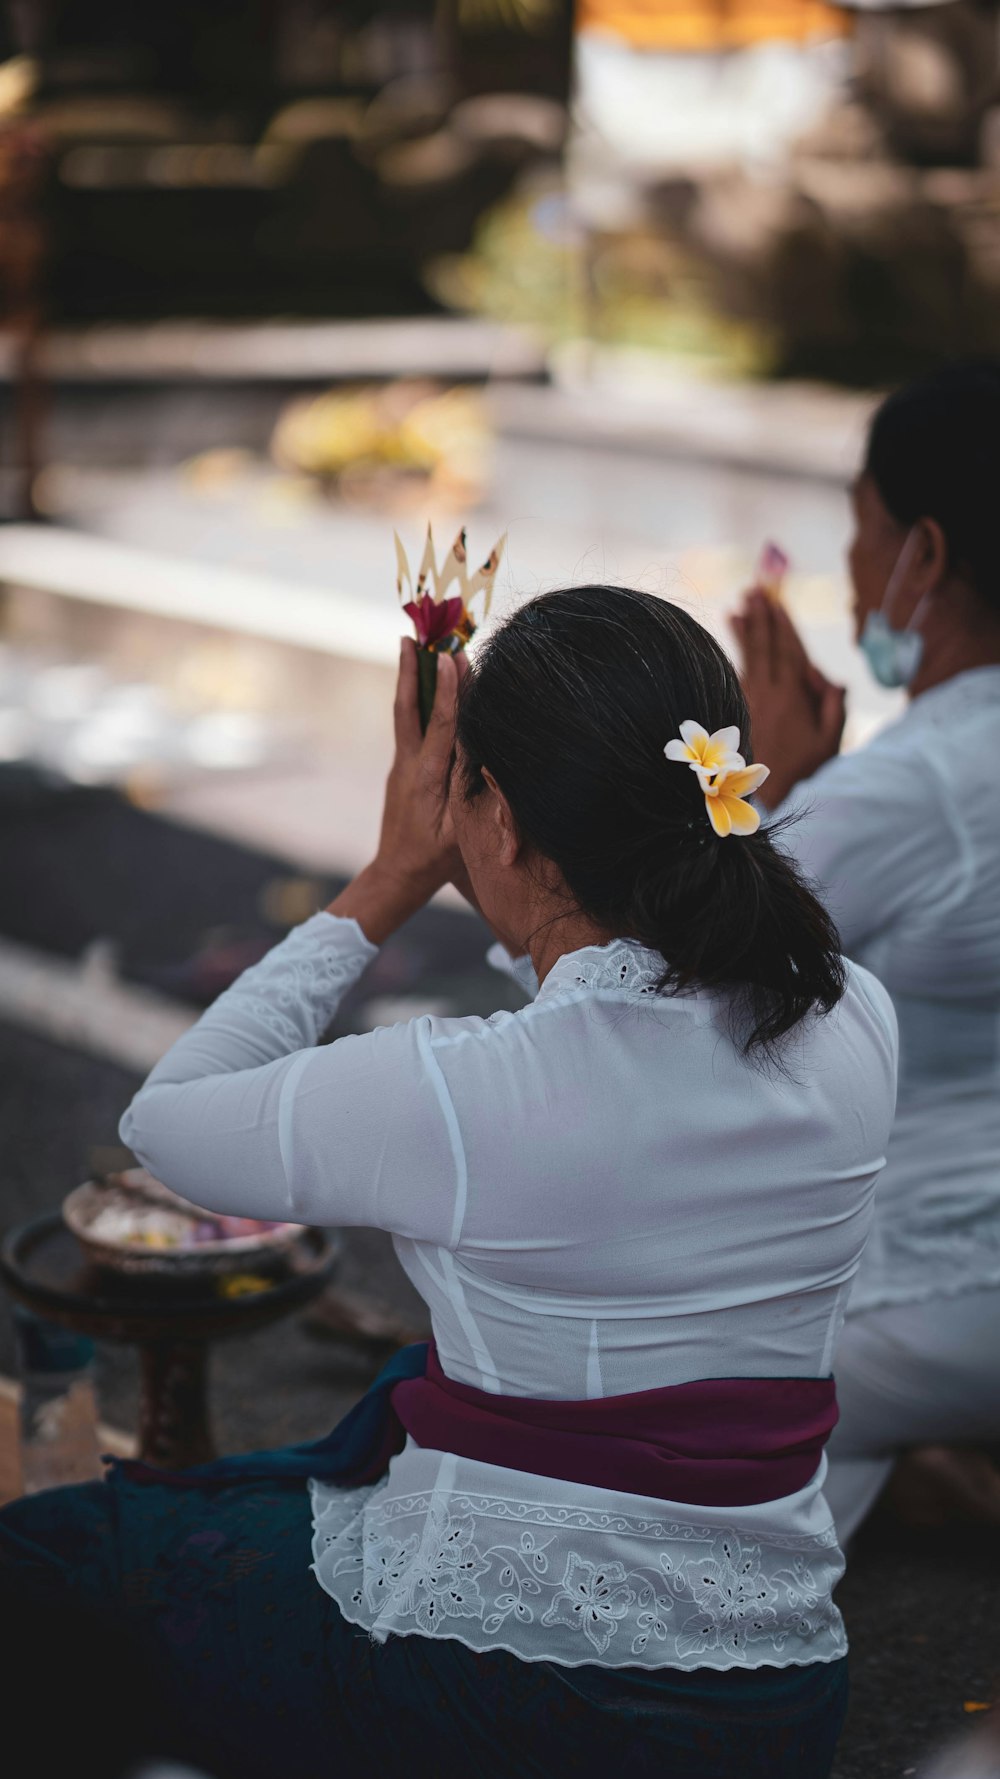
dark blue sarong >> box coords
[0,1355,849,1779]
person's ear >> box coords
[910,516,949,606]
[481,768,521,867]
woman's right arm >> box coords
[120,930,463,1246]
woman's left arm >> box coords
[119,640,468,1240]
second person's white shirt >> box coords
[776,665,1000,1313]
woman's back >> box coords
[204,912,895,1668]
[393,940,897,1400]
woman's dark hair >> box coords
[864,359,1000,615]
[456,586,845,1055]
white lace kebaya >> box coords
[120,912,898,1672]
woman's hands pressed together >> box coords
[327,637,466,945]
[732,588,847,809]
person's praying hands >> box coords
[732,588,846,809]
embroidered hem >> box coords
[314,1581,850,1674]
[308,1466,848,1674]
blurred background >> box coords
[7,0,1000,883]
[2,9,1000,1766]
[7,0,1000,1420]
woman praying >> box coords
[735,360,1000,1545]
[1,586,897,1779]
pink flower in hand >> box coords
[403,593,468,649]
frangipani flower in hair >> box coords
[665,722,770,837]
[395,523,505,728]
[664,721,745,778]
[701,762,770,836]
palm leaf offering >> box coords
[395,523,505,728]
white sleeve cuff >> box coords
[311,908,380,964]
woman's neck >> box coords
[908,594,1000,701]
[909,631,1000,700]
[527,910,616,988]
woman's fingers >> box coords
[741,591,819,693]
[424,650,458,764]
[732,582,846,800]
[737,590,777,683]
[393,637,423,754]
[770,599,814,677]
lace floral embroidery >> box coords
[313,1488,846,1668]
[210,916,375,1051]
[368,1489,839,1552]
[541,1554,637,1654]
[542,940,667,1003]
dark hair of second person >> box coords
[864,358,1000,616]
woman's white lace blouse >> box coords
[121,915,897,1671]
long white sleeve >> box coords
[119,912,460,1243]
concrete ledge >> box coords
[0,315,874,485]
[0,524,401,667]
[0,534,400,876]
[0,934,195,1072]
[489,361,877,485]
[0,317,547,385]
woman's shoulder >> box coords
[404,963,719,1068]
[418,957,895,1064]
[825,960,896,1053]
[839,955,897,1032]
[821,670,1000,787]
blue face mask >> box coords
[859,528,927,690]
[859,608,925,689]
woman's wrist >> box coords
[326,859,439,946]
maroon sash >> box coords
[111,1339,836,1504]
[390,1342,838,1508]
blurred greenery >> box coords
[424,179,776,378]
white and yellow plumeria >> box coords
[664,722,770,838]
[700,762,770,836]
[664,721,744,778]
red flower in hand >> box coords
[403,593,468,650]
